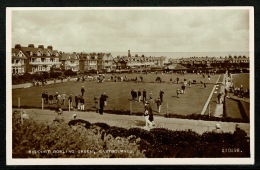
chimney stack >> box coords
[28,44,35,48]
[47,45,53,51]
[38,45,44,49]
[128,50,131,57]
[15,44,21,49]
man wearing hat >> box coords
[81,86,85,96]
[54,92,58,104]
[102,93,108,107]
[144,101,152,128]
[142,89,147,102]
[159,89,164,102]
[68,94,73,109]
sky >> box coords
[11,8,251,58]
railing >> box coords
[29,61,61,65]
[65,63,78,67]
[12,63,24,66]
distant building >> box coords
[99,53,116,72]
[114,50,167,71]
[11,47,27,74]
[11,44,249,75]
[61,52,80,71]
[168,55,249,71]
[14,44,61,73]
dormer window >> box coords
[37,51,41,56]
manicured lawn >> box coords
[225,73,250,119]
[225,98,243,119]
[12,73,219,116]
[231,73,250,90]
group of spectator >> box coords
[229,83,249,98]
[131,89,142,102]
[41,91,85,111]
[41,85,108,114]
[110,75,144,82]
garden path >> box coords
[16,108,250,136]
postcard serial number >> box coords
[222,148,241,153]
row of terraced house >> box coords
[169,56,250,68]
[11,44,167,74]
[11,44,249,75]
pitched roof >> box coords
[61,53,70,60]
[12,48,27,59]
[79,53,89,59]
[167,64,187,70]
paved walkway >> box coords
[213,74,250,118]
[212,74,226,117]
[17,108,250,136]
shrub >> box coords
[64,69,77,77]
[165,113,249,123]
[68,119,92,128]
[12,110,250,158]
[12,113,144,158]
[106,126,128,138]
[91,122,110,130]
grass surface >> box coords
[12,73,219,115]
[224,73,250,119]
[225,98,243,119]
[231,73,249,89]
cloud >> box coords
[11,8,250,54]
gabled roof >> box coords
[89,53,98,59]
[167,64,187,70]
[61,53,70,60]
[98,53,106,59]
[20,45,60,58]
[70,53,79,60]
[12,48,27,59]
[42,48,52,55]
[60,53,79,61]
[79,53,89,60]
[52,50,58,54]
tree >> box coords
[50,71,62,79]
[64,69,77,77]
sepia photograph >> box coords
[6,7,254,165]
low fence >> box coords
[12,78,77,89]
